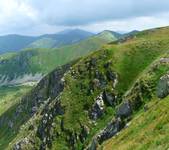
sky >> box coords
[1,0,169,35]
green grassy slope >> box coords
[0,86,32,149]
[50,26,169,149]
[0,86,32,116]
[7,26,169,150]
[102,97,169,150]
[102,53,169,150]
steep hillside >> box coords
[0,86,32,116]
[0,29,94,54]
[102,53,169,150]
[2,26,169,150]
[0,85,32,149]
[0,31,118,86]
[102,97,169,150]
[0,62,75,149]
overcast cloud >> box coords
[0,0,169,35]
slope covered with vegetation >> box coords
[102,97,169,150]
[0,31,118,86]
[0,85,32,149]
[102,52,169,150]
[2,26,169,150]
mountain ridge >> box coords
[0,30,120,87]
[0,29,95,54]
[1,26,169,149]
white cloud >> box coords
[0,0,169,35]
[79,14,169,33]
[0,0,38,34]
[0,0,37,23]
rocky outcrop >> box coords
[102,90,117,106]
[87,60,169,149]
[97,117,124,144]
[87,99,132,149]
[18,63,71,116]
[87,94,134,149]
[94,70,107,88]
[37,100,64,149]
[87,117,124,149]
[157,74,169,98]
[10,63,74,150]
[89,90,118,121]
[116,101,132,118]
[89,94,104,120]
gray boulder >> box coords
[116,101,132,118]
[157,74,169,98]
[102,91,116,106]
[106,70,117,82]
[97,117,123,144]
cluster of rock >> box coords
[87,60,169,150]
[87,100,132,150]
[89,91,117,120]
[89,94,104,120]
[37,100,64,150]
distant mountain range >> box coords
[0,29,94,54]
[0,29,139,54]
[0,29,124,86]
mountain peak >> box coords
[57,28,94,36]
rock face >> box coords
[102,91,116,106]
[89,94,104,120]
[94,70,107,88]
[97,117,124,144]
[37,100,64,150]
[89,76,118,121]
[157,74,169,98]
[87,100,132,149]
[10,63,74,150]
[87,117,124,150]
[106,70,117,82]
[116,101,132,118]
